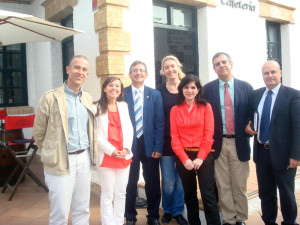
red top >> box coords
[100,111,132,168]
[170,101,214,163]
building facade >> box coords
[1,0,299,190]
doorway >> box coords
[153,1,198,87]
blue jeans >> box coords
[160,156,185,217]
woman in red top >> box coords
[170,75,221,225]
[93,77,133,225]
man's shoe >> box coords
[161,213,172,223]
[236,222,246,225]
[126,219,136,225]
[147,218,161,225]
[173,214,188,225]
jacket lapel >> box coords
[54,85,68,143]
[212,80,222,118]
[270,85,284,123]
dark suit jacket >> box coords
[124,85,165,157]
[204,78,253,161]
[249,85,300,169]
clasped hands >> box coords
[112,148,128,159]
[183,158,203,170]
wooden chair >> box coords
[0,114,48,201]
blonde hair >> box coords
[160,55,185,80]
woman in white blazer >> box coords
[93,77,133,225]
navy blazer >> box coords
[124,85,165,157]
[204,78,253,161]
[249,85,300,169]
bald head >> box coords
[262,60,282,90]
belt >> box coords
[69,149,85,155]
[184,147,199,152]
[259,143,270,150]
[223,134,235,138]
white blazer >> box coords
[92,101,134,166]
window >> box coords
[0,44,28,106]
[61,15,74,81]
[266,21,281,65]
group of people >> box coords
[33,52,300,225]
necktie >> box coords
[134,90,143,138]
[259,90,272,144]
[224,83,235,134]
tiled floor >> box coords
[0,158,299,225]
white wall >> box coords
[200,0,266,89]
[281,1,300,90]
[73,0,100,100]
[123,0,156,88]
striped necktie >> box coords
[134,90,143,138]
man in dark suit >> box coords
[124,60,165,225]
[246,60,300,225]
[204,52,253,225]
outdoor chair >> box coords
[0,114,48,201]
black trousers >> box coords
[125,135,161,222]
[256,143,298,225]
[176,152,221,225]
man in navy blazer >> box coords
[204,52,253,225]
[246,60,300,225]
[124,60,164,225]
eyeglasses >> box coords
[131,69,146,73]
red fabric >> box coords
[0,109,7,120]
[170,102,214,163]
[224,83,235,134]
[4,114,35,130]
[100,111,131,168]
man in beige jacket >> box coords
[33,55,97,225]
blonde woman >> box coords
[93,77,133,225]
[156,56,188,225]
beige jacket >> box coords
[33,85,97,175]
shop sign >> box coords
[221,0,256,12]
[92,0,98,12]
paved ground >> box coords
[0,157,299,225]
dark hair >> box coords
[69,55,89,67]
[176,75,207,106]
[129,60,148,74]
[93,77,124,116]
[212,52,232,66]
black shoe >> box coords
[126,219,136,225]
[173,214,188,225]
[147,218,161,225]
[236,222,246,225]
[161,213,172,223]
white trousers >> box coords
[44,150,92,225]
[97,165,130,225]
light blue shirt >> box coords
[65,84,89,152]
[219,78,235,134]
[257,83,281,143]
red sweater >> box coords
[170,102,214,163]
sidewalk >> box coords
[0,158,299,225]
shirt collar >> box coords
[219,77,234,89]
[265,83,281,96]
[131,85,144,96]
[65,83,82,97]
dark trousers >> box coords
[176,152,221,225]
[256,143,298,225]
[125,135,161,222]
